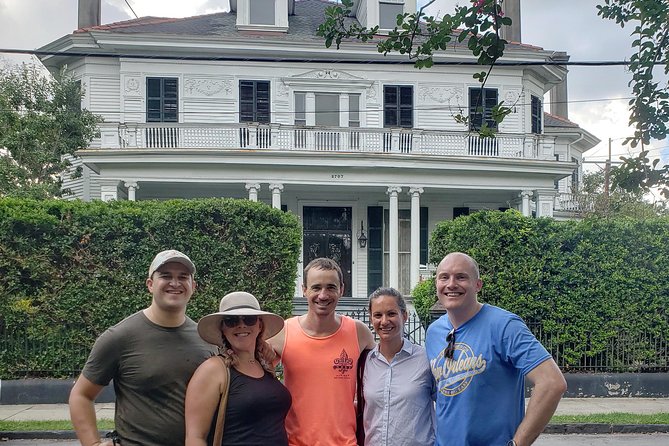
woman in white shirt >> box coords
[362,287,436,446]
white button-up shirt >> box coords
[362,338,436,446]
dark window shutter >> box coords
[420,206,428,265]
[240,80,271,123]
[147,77,178,123]
[384,85,413,128]
[531,95,542,134]
[453,207,470,219]
[367,206,384,296]
[469,88,498,131]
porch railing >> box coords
[103,122,554,160]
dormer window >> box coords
[236,0,289,32]
[379,1,404,30]
[250,0,275,25]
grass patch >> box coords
[551,413,669,425]
[0,419,114,431]
[1,414,668,432]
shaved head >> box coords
[437,252,480,279]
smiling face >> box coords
[221,316,263,353]
[435,253,482,315]
[146,262,195,313]
[370,294,407,345]
[303,267,344,317]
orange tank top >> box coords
[282,315,360,446]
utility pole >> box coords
[604,137,612,200]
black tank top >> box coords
[209,366,291,446]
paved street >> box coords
[536,433,669,445]
[3,434,669,445]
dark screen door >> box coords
[303,206,353,296]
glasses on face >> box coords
[222,315,259,328]
[444,328,456,359]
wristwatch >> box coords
[506,441,517,446]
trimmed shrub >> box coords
[413,210,669,370]
[0,198,301,378]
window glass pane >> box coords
[250,0,275,25]
[315,93,339,126]
[379,3,404,29]
[400,86,413,106]
[349,94,360,122]
[147,78,161,98]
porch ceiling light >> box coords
[357,220,368,248]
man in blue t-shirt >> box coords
[426,252,567,446]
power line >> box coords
[1,48,666,66]
[124,0,139,20]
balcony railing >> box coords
[555,192,595,214]
[98,122,556,160]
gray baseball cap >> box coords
[148,250,196,277]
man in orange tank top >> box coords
[268,258,375,446]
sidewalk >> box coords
[1,398,668,440]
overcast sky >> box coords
[1,0,667,171]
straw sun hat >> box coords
[197,291,284,346]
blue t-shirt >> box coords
[425,304,551,446]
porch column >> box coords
[534,189,557,218]
[124,181,139,201]
[387,186,402,289]
[269,183,284,209]
[408,187,423,291]
[520,189,532,217]
[245,182,260,202]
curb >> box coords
[544,423,669,434]
[0,430,111,440]
[2,426,669,439]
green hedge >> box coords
[0,198,301,378]
[414,210,669,369]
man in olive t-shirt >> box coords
[69,250,213,446]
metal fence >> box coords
[1,313,667,378]
[527,321,669,373]
[0,334,90,379]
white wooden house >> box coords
[38,0,598,298]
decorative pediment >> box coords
[291,69,366,81]
[282,69,373,91]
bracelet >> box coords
[506,441,517,446]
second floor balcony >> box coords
[98,122,557,160]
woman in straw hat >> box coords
[185,291,290,446]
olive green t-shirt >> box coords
[83,311,213,446]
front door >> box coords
[303,206,353,296]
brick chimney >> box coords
[78,0,101,29]
[499,0,520,43]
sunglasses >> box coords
[222,315,259,328]
[444,328,456,359]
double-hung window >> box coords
[379,2,404,30]
[250,0,275,25]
